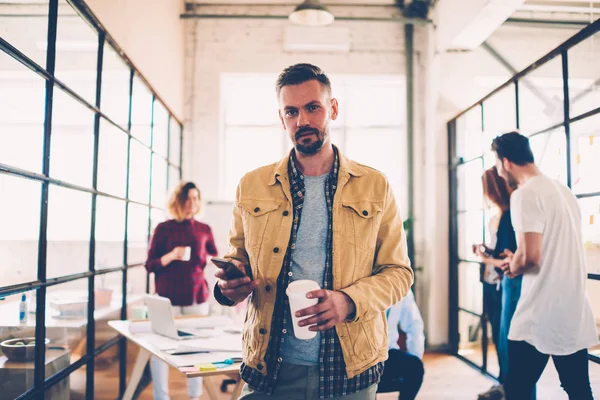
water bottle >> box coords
[19,293,28,324]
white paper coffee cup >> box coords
[182,246,191,261]
[286,280,320,340]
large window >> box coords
[219,73,408,217]
[0,1,182,398]
[448,20,600,381]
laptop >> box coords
[145,295,208,340]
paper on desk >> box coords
[175,315,234,329]
[138,331,242,353]
[165,351,243,368]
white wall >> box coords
[85,0,186,119]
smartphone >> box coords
[474,244,494,257]
[211,257,253,280]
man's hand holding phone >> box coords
[213,258,259,303]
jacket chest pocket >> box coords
[341,200,383,251]
[239,199,282,252]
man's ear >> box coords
[278,109,286,130]
[330,98,339,121]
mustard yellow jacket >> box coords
[223,147,413,379]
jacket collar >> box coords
[268,144,366,186]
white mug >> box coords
[182,246,192,261]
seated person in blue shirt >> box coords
[378,290,425,400]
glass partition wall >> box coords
[0,1,182,398]
[448,19,600,378]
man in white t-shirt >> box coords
[492,132,598,400]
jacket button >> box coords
[265,285,271,292]
[277,357,283,363]
[283,210,289,216]
[362,210,368,216]
[257,363,263,371]
[259,328,267,334]
[273,247,279,253]
[254,207,260,213]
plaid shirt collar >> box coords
[240,146,382,397]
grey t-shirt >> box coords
[281,173,328,365]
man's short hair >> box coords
[492,131,535,166]
[276,63,332,97]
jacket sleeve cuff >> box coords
[145,259,163,274]
[214,284,236,307]
[340,287,363,323]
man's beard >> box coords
[294,126,328,156]
[506,170,518,188]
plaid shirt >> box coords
[240,149,383,397]
[145,219,218,306]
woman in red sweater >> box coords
[145,181,218,400]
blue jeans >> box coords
[498,275,536,399]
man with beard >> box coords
[492,132,598,400]
[213,63,413,399]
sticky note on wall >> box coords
[591,215,595,225]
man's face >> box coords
[495,153,517,186]
[278,80,338,156]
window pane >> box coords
[55,0,98,105]
[95,271,123,349]
[97,118,128,197]
[482,84,516,152]
[580,197,600,275]
[345,79,404,127]
[529,129,567,185]
[459,262,483,315]
[101,44,131,128]
[91,352,120,399]
[151,156,167,209]
[222,127,283,201]
[131,75,152,146]
[568,31,600,119]
[0,289,39,399]
[458,310,483,368]
[46,186,91,279]
[0,51,45,173]
[458,210,484,262]
[457,160,484,213]
[127,203,148,265]
[222,74,279,126]
[127,265,148,297]
[153,101,169,158]
[95,196,125,269]
[570,114,600,195]
[50,86,95,188]
[455,107,482,161]
[168,165,180,194]
[151,208,167,235]
[518,58,564,135]
[0,2,49,68]
[345,128,408,218]
[0,175,41,285]
[46,278,88,379]
[169,118,181,166]
[128,140,150,204]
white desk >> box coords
[108,319,244,400]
